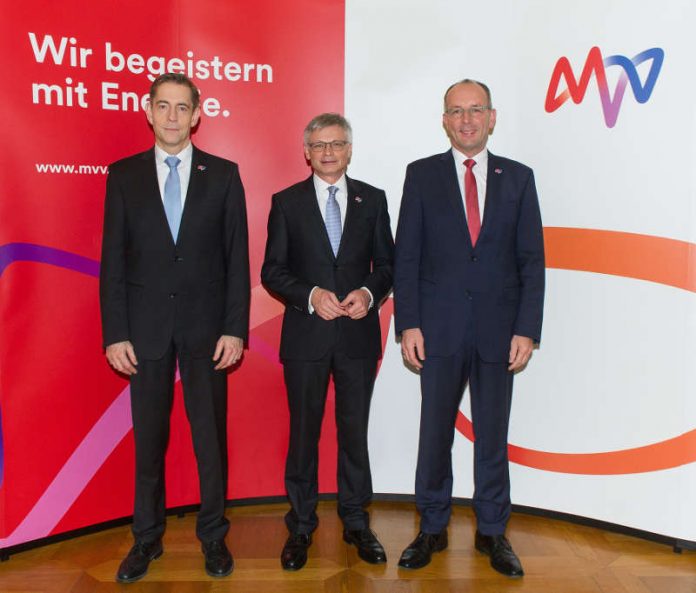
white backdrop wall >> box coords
[346,0,696,541]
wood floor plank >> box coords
[0,501,693,593]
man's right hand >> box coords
[106,340,138,375]
[311,287,346,320]
[401,328,426,369]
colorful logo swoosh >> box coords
[545,47,664,127]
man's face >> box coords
[146,82,201,154]
[442,82,496,157]
[304,124,352,184]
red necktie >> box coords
[464,159,481,246]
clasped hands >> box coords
[311,287,371,321]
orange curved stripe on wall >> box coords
[508,429,696,474]
[453,227,696,474]
[455,413,696,474]
[544,227,696,292]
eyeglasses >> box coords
[445,106,490,118]
[307,140,350,153]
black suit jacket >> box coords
[261,175,394,361]
[394,150,545,362]
[100,146,250,360]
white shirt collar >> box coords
[313,172,348,197]
[154,142,193,165]
[452,146,488,170]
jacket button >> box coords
[471,255,478,262]
[169,293,176,299]
[174,256,183,262]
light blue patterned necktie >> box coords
[163,156,182,242]
[325,185,342,256]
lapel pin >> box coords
[197,165,207,171]
[354,196,362,203]
[494,168,502,174]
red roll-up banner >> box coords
[0,0,344,548]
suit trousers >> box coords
[416,340,514,535]
[129,336,230,544]
[282,349,378,534]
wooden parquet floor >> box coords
[0,501,694,593]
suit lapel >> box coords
[177,146,207,246]
[439,150,471,245]
[339,177,363,260]
[139,148,176,247]
[299,176,337,259]
[479,151,502,244]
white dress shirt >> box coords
[154,142,193,207]
[313,173,348,229]
[452,146,488,220]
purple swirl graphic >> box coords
[0,242,100,278]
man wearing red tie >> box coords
[394,80,545,576]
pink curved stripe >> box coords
[0,387,132,547]
[1,287,284,547]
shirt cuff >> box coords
[361,286,374,309]
[308,286,318,314]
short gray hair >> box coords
[443,79,493,111]
[303,112,353,145]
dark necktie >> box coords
[464,158,481,246]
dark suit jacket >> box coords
[394,150,544,362]
[100,146,250,360]
[261,175,394,361]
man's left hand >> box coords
[508,335,534,371]
[213,335,244,370]
[340,289,371,320]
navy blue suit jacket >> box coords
[394,150,544,362]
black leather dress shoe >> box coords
[343,528,387,564]
[115,539,163,583]
[397,531,448,569]
[281,533,312,570]
[202,539,233,577]
[475,531,524,577]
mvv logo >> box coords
[545,47,664,128]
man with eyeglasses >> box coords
[394,79,545,576]
[262,112,394,570]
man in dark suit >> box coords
[393,80,545,576]
[100,73,249,582]
[261,113,394,570]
